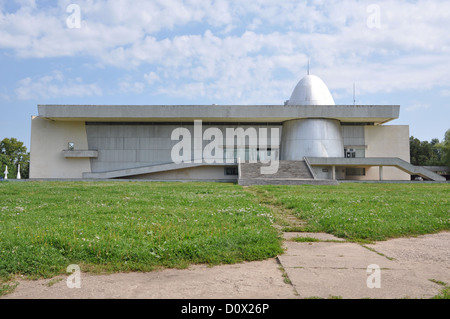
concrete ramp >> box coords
[83,162,210,179]
[307,157,447,182]
[393,159,447,181]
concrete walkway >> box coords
[2,232,449,299]
[279,232,450,299]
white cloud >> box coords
[118,76,145,94]
[15,71,103,100]
[144,72,161,85]
[1,0,450,103]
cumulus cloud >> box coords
[144,72,161,85]
[15,71,103,100]
[1,0,450,103]
[118,75,145,94]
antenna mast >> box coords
[353,83,356,105]
[307,58,310,75]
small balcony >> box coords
[62,150,98,158]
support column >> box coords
[332,166,336,180]
[379,166,383,181]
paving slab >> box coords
[286,267,440,299]
[277,232,450,299]
[279,241,402,269]
[366,232,450,266]
[2,259,297,299]
[366,232,450,285]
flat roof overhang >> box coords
[37,104,400,125]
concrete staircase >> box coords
[238,161,339,186]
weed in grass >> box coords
[429,279,447,287]
[278,266,292,285]
[432,286,450,299]
[47,277,64,287]
[292,237,320,243]
[429,279,450,299]
[281,226,308,233]
[0,282,18,297]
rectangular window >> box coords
[346,168,366,176]
[225,167,239,176]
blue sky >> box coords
[1,0,449,149]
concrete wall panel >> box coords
[30,117,91,178]
[342,126,365,146]
[86,123,281,173]
[365,125,410,180]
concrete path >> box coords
[279,232,450,299]
[2,259,296,299]
[2,232,449,299]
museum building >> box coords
[30,74,445,184]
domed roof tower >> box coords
[287,74,335,106]
[281,73,344,160]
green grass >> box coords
[1,181,449,286]
[251,183,450,242]
[0,181,282,281]
[432,286,450,299]
[292,237,320,243]
[430,280,450,299]
[0,282,18,297]
[433,286,450,299]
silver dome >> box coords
[281,74,344,160]
[287,74,335,106]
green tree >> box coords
[411,130,450,168]
[0,138,30,179]
[410,136,443,166]
[440,129,450,168]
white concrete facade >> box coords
[30,116,91,179]
[364,125,411,181]
[29,113,414,181]
[30,74,439,182]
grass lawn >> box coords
[0,181,282,282]
[252,183,450,242]
[0,181,449,289]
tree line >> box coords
[410,129,450,167]
[0,138,30,179]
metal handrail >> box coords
[303,157,318,180]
